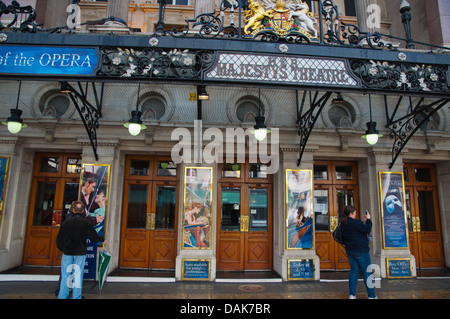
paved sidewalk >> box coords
[0,277,449,299]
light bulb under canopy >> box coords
[124,110,147,136]
[361,121,383,145]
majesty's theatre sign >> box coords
[205,52,360,87]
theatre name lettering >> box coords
[206,52,359,87]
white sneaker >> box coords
[369,296,378,299]
[349,295,356,299]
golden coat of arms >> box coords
[244,0,318,41]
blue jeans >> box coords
[58,254,86,299]
[346,250,376,298]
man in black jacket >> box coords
[56,200,104,299]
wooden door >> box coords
[119,156,179,269]
[314,161,359,270]
[51,178,81,266]
[23,153,81,267]
[150,181,178,269]
[216,183,272,271]
[245,184,272,270]
[217,184,244,270]
[404,164,444,268]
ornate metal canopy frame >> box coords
[0,0,449,165]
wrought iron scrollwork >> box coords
[385,96,449,169]
[63,82,104,161]
[350,59,450,94]
[322,0,391,49]
[97,47,216,80]
[0,0,38,32]
[296,91,332,166]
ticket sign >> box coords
[288,259,315,280]
[386,258,412,279]
[182,259,210,281]
[0,45,98,76]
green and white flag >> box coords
[97,250,112,295]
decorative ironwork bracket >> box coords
[296,90,332,166]
[385,95,449,169]
[62,81,104,161]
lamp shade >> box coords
[2,108,27,134]
[251,116,271,141]
[361,121,383,145]
[124,110,147,136]
[197,86,209,100]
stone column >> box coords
[194,0,215,16]
[277,147,321,281]
[356,0,378,33]
[367,148,417,278]
[106,0,130,25]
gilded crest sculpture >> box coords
[244,0,318,42]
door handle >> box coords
[240,215,249,232]
[330,216,338,232]
[412,216,421,232]
[52,210,62,228]
[412,216,417,232]
[146,212,155,230]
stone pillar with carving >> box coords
[356,0,378,33]
[106,0,131,26]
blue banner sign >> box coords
[0,45,98,76]
[84,240,97,280]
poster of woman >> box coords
[286,169,313,249]
[379,172,408,249]
[183,167,212,249]
[79,164,110,242]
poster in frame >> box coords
[181,259,211,281]
[0,157,10,229]
[379,172,409,249]
[79,164,111,244]
[287,259,315,280]
[182,167,213,249]
[286,169,314,250]
[386,258,413,279]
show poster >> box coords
[379,172,408,249]
[183,167,212,249]
[0,157,10,229]
[286,169,313,249]
[79,164,110,243]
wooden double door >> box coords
[216,162,273,271]
[23,153,82,266]
[314,161,359,270]
[119,156,179,269]
[404,163,444,268]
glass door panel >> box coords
[61,182,80,223]
[417,190,436,232]
[336,189,355,217]
[32,182,56,227]
[249,188,267,231]
[126,184,148,229]
[154,185,176,229]
[314,189,330,231]
[221,187,241,231]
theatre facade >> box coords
[0,0,449,282]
